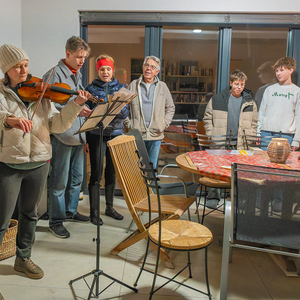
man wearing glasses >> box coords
[203,70,257,208]
[125,55,175,170]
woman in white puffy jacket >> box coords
[0,44,90,283]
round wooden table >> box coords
[176,151,300,182]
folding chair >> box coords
[125,130,200,232]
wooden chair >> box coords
[134,157,213,299]
[125,129,200,232]
[107,135,196,268]
[220,163,300,300]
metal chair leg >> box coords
[134,237,150,287]
[205,247,212,300]
[188,252,192,278]
[201,186,207,224]
[150,242,161,299]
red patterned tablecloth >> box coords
[187,151,300,182]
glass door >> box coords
[87,25,145,86]
[230,27,288,110]
[162,26,219,120]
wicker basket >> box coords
[0,219,18,261]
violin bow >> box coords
[22,68,55,138]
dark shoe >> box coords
[105,207,124,220]
[91,216,104,226]
[38,211,49,220]
[14,256,44,279]
[66,212,90,223]
[49,224,70,238]
[205,199,219,209]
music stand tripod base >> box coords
[69,119,138,299]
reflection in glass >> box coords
[162,26,218,120]
[231,28,288,109]
[87,25,145,86]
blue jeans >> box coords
[48,136,84,225]
[144,140,161,170]
[260,131,294,151]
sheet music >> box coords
[76,87,136,134]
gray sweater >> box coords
[43,59,86,146]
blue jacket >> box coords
[85,78,129,137]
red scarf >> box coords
[63,59,77,75]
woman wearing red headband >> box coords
[85,54,128,224]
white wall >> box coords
[0,0,22,75]
[1,0,300,76]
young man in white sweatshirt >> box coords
[257,57,300,150]
[257,57,300,212]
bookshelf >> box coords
[163,60,214,104]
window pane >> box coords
[162,26,219,120]
[231,27,288,110]
[87,25,145,87]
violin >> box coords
[18,76,102,104]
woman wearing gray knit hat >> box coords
[0,44,91,286]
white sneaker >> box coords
[79,191,84,200]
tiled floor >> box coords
[1,195,300,300]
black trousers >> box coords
[0,162,49,258]
[87,133,116,205]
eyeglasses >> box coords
[143,63,157,71]
[233,82,245,88]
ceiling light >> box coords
[193,29,202,33]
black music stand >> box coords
[69,88,138,299]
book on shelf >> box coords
[201,68,213,76]
[198,82,207,92]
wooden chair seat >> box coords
[199,177,231,188]
[149,220,213,250]
[135,194,195,215]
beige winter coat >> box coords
[203,87,257,149]
[124,76,175,140]
[0,81,83,164]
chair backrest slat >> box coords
[197,133,237,150]
[242,131,282,150]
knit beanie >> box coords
[0,44,29,74]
